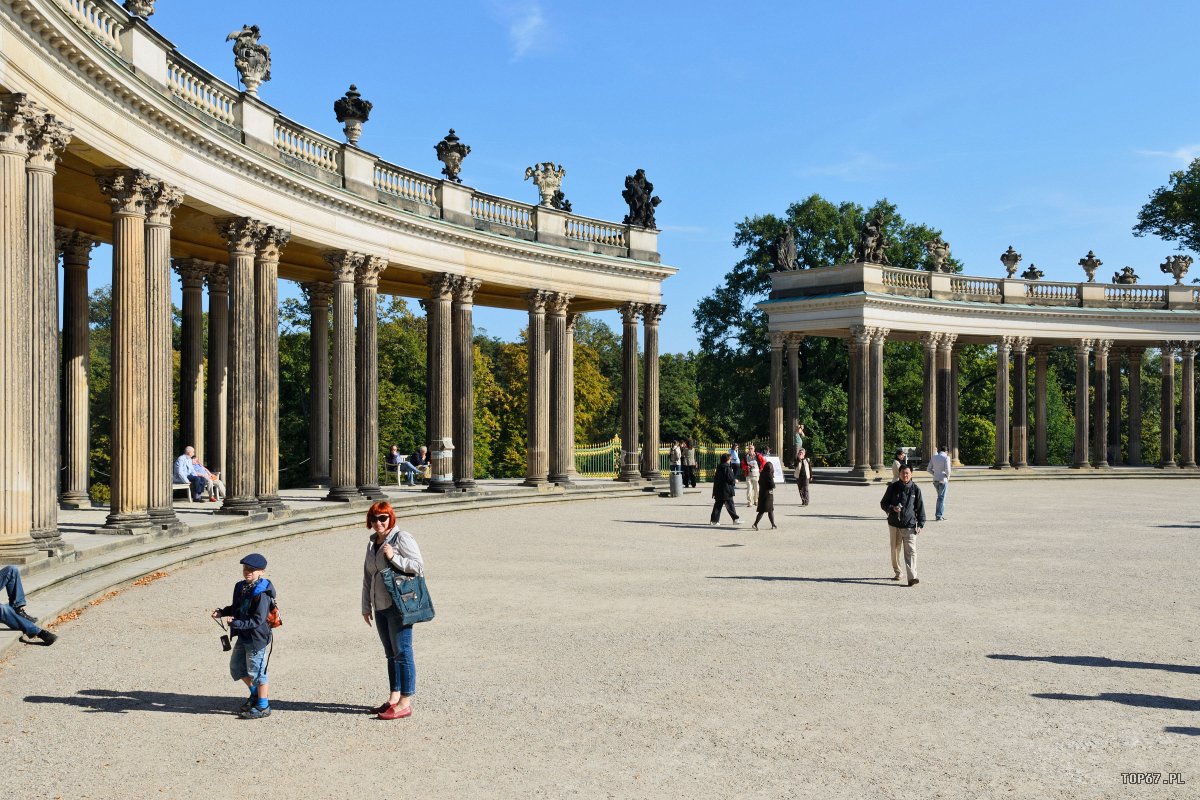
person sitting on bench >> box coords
[174,446,208,501]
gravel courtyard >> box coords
[1,478,1196,799]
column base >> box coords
[426,479,459,493]
[31,528,69,552]
[324,487,362,503]
[307,476,331,489]
[0,541,47,565]
[101,511,154,534]
[521,477,549,488]
[216,498,263,515]
[1070,462,1092,469]
[59,492,92,510]
[256,495,289,513]
[356,486,386,502]
[548,474,572,485]
[454,480,477,491]
[1091,462,1111,470]
[148,508,181,528]
[1159,462,1179,469]
[616,470,643,482]
[990,463,1013,470]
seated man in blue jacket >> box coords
[174,445,208,501]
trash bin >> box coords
[669,469,683,498]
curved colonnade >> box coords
[0,0,676,563]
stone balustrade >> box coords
[274,117,341,173]
[373,160,437,206]
[470,192,534,231]
[58,0,123,53]
[565,215,627,248]
[166,54,237,126]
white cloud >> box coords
[505,2,547,61]
[798,152,898,182]
[1135,144,1200,164]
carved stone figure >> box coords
[123,0,155,18]
[1112,266,1139,284]
[854,212,889,264]
[434,129,470,183]
[1159,254,1193,285]
[524,162,566,207]
[1000,245,1022,278]
[550,190,572,213]
[1020,263,1044,281]
[772,227,797,272]
[333,85,372,146]
[1078,250,1102,282]
[622,169,661,229]
[924,236,951,272]
[226,25,271,96]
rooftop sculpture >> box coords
[333,85,372,146]
[524,163,566,207]
[1079,250,1102,282]
[1112,266,1139,285]
[1000,245,1022,277]
[924,236,951,272]
[854,211,889,264]
[622,169,661,229]
[226,25,272,96]
[1160,254,1193,285]
[772,227,797,272]
[434,129,470,183]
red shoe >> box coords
[377,704,412,720]
[209,497,218,503]
[367,702,392,714]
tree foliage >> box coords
[1134,158,1200,256]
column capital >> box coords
[566,311,580,333]
[524,289,552,313]
[871,327,890,345]
[257,226,291,264]
[1074,338,1095,357]
[547,291,573,315]
[356,255,388,288]
[770,331,786,350]
[205,262,229,293]
[1011,336,1032,354]
[1161,341,1179,357]
[96,168,158,216]
[641,302,666,325]
[937,332,958,351]
[921,331,940,351]
[323,250,365,283]
[849,324,872,346]
[1181,341,1198,358]
[56,227,99,265]
[216,216,267,255]
[0,92,39,156]
[785,332,804,350]
[426,272,458,300]
[145,181,184,227]
[1093,338,1113,359]
[301,281,333,307]
[172,258,211,289]
[26,114,72,172]
[454,276,482,304]
[619,301,643,323]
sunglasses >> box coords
[370,514,390,524]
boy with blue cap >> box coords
[212,553,276,719]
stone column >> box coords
[255,227,290,511]
[769,332,784,461]
[920,333,938,463]
[993,336,1013,470]
[1033,346,1049,466]
[27,115,72,551]
[0,94,39,559]
[353,256,388,501]
[1091,339,1112,469]
[937,334,957,456]
[950,345,962,466]
[205,264,229,476]
[869,327,888,473]
[1011,337,1031,468]
[301,282,332,487]
[323,251,363,501]
[145,181,184,531]
[641,303,664,479]
[216,217,265,514]
[785,333,801,467]
[1128,348,1143,465]
[97,169,155,533]
[1107,347,1122,465]
[548,292,575,484]
[453,278,482,490]
[59,230,97,509]
[851,325,871,474]
[565,313,580,478]
[174,259,208,464]
[426,274,456,492]
[1181,343,1197,469]
[1072,339,1093,469]
[847,337,858,469]
[1161,342,1178,468]
[522,290,551,486]
[616,303,642,481]
[420,299,432,465]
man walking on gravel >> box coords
[880,463,925,586]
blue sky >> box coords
[94,0,1200,352]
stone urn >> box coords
[123,0,155,18]
[1000,245,1022,277]
[1020,263,1044,281]
[226,25,271,97]
[1112,266,1139,284]
[524,162,566,207]
[1159,254,1193,285]
[1078,250,1102,282]
[435,129,470,183]
[333,85,372,146]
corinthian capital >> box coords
[997,336,1014,354]
[641,303,666,325]
[1074,339,1095,357]
[55,227,99,266]
[256,226,291,264]
[27,114,72,172]
[921,331,940,351]
[0,93,39,156]
[145,181,185,227]
[323,250,364,283]
[850,324,872,346]
[1011,336,1033,354]
[619,301,642,324]
[356,255,388,288]
[524,289,552,313]
[173,258,211,289]
[216,216,267,254]
[453,277,482,304]
[425,272,458,300]
[1093,338,1113,359]
[1181,341,1197,358]
[301,281,333,308]
[205,262,229,293]
[96,169,158,215]
[937,332,958,351]
[547,292,574,315]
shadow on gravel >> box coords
[1031,692,1200,712]
[617,520,730,529]
[1156,524,1200,529]
[800,514,878,521]
[1164,727,1200,736]
[24,689,365,716]
[707,576,896,587]
[989,654,1200,675]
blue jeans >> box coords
[229,640,269,687]
[395,462,419,486]
[375,605,416,695]
[188,475,207,500]
[934,481,947,519]
[0,566,38,636]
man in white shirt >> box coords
[927,444,952,521]
[174,446,207,502]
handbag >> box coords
[381,568,435,625]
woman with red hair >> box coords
[361,501,425,719]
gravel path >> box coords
[2,479,1196,799]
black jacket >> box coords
[712,463,736,500]
[880,480,925,529]
[219,578,276,650]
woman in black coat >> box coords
[709,453,740,526]
[752,462,777,530]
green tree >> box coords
[1133,158,1200,260]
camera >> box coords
[220,634,231,651]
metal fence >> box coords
[574,437,734,481]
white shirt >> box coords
[927,452,952,482]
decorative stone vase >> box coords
[524,162,566,207]
[1159,254,1193,285]
[924,236,951,272]
[1078,250,1102,282]
[435,129,470,183]
[1000,245,1022,277]
[1020,263,1044,281]
[226,25,271,96]
[1112,266,1139,284]
[333,85,372,146]
[123,0,155,18]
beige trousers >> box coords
[745,471,759,507]
[889,525,918,582]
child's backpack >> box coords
[267,597,283,629]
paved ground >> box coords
[2,478,1197,799]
